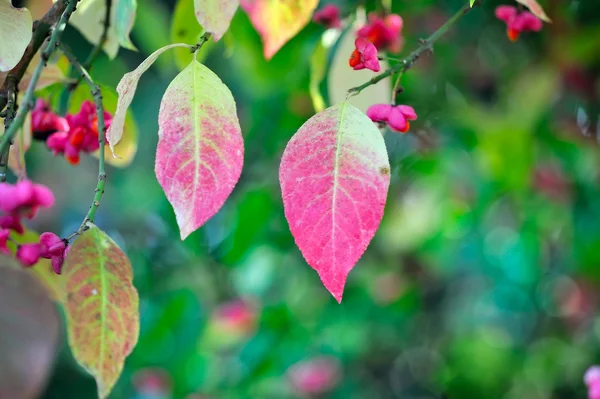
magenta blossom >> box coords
[366,103,417,133]
[585,366,600,399]
[349,38,380,72]
[0,229,10,255]
[357,13,404,52]
[0,180,54,218]
[287,357,341,395]
[16,243,42,267]
[0,214,24,234]
[46,100,112,166]
[495,5,543,42]
[313,4,342,29]
[39,232,66,274]
[31,99,69,137]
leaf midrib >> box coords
[330,102,347,272]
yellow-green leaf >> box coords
[68,0,120,59]
[194,0,239,41]
[114,0,138,50]
[0,0,32,71]
[470,0,476,6]
[63,225,139,399]
[515,0,551,22]
[240,0,319,59]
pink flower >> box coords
[39,232,66,274]
[0,229,10,255]
[213,300,256,335]
[357,13,404,52]
[349,38,380,72]
[313,4,342,29]
[16,243,42,266]
[495,5,543,42]
[586,366,600,399]
[287,357,341,395]
[31,99,69,137]
[366,103,417,133]
[0,214,24,234]
[46,100,112,166]
[0,180,54,218]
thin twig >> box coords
[0,81,17,182]
[60,0,112,113]
[0,0,79,158]
[348,3,473,95]
[59,44,106,240]
[189,32,213,54]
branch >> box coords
[348,3,474,96]
[0,81,17,182]
[59,44,106,239]
[60,0,112,109]
[0,0,79,161]
[0,0,69,113]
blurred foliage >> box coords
[14,0,600,398]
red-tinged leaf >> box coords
[240,0,319,59]
[0,257,59,399]
[515,0,551,22]
[279,102,390,302]
[194,0,239,41]
[62,225,139,399]
[107,43,189,156]
[155,60,244,240]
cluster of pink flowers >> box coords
[367,104,417,133]
[495,5,543,42]
[0,180,66,274]
[586,366,600,399]
[32,99,112,165]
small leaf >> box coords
[194,0,239,41]
[156,60,244,240]
[515,0,551,22]
[309,40,327,112]
[69,0,120,59]
[470,0,476,6]
[240,0,319,59]
[171,0,215,70]
[70,83,139,167]
[63,225,139,399]
[0,257,60,399]
[107,43,188,155]
[114,0,138,50]
[0,0,32,72]
[279,102,390,302]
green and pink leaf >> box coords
[279,102,390,302]
[155,60,244,239]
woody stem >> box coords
[348,2,474,96]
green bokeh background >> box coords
[16,0,600,398]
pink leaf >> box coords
[155,60,244,240]
[279,102,390,302]
[194,0,239,41]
